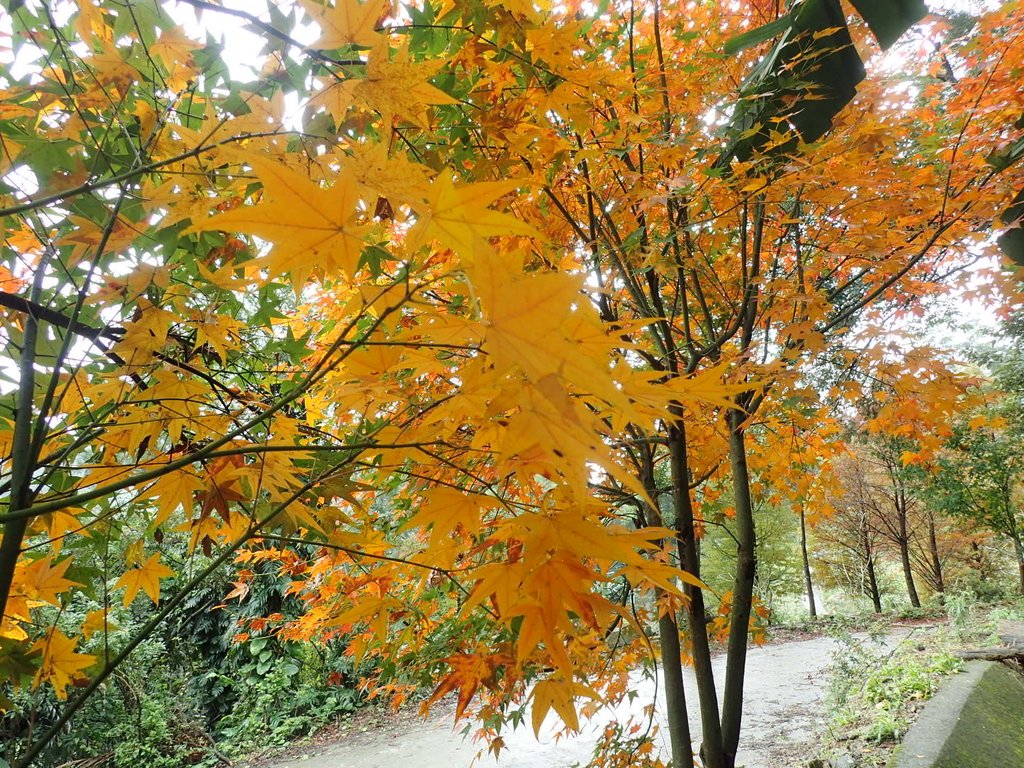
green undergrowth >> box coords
[817,625,962,767]
[815,596,1024,767]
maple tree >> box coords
[0,1,1023,767]
[438,1,1022,764]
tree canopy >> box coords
[1,1,1023,766]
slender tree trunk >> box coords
[638,487,693,768]
[1003,498,1024,595]
[866,554,883,613]
[896,494,920,608]
[658,612,694,768]
[669,422,725,768]
[861,515,882,613]
[1010,531,1024,595]
[926,510,945,597]
[640,469,694,768]
[799,505,816,619]
[720,409,757,768]
[0,288,41,621]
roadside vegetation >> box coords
[807,596,1024,768]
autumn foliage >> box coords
[0,1,1023,766]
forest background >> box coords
[1,0,1023,767]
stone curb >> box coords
[887,660,1024,768]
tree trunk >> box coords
[866,554,883,613]
[799,505,816,619]
[669,422,725,768]
[1011,532,1024,595]
[720,409,757,768]
[639,471,695,768]
[862,515,882,613]
[1004,499,1024,595]
[927,510,945,597]
[658,613,694,768]
[897,493,920,608]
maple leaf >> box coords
[301,0,386,49]
[665,360,757,411]
[192,454,252,526]
[31,629,96,700]
[530,678,599,736]
[406,176,537,261]
[340,141,434,206]
[138,468,203,527]
[43,509,84,556]
[149,26,201,89]
[114,553,175,606]
[424,650,511,720]
[189,156,368,288]
[351,39,458,131]
[81,608,116,640]
[18,556,82,606]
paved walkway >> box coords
[265,633,907,768]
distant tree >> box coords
[820,450,886,613]
[930,419,1024,593]
[926,313,1024,594]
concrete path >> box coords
[265,633,904,768]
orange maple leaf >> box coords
[114,553,175,606]
[424,650,511,720]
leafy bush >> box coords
[212,640,365,757]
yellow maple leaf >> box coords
[307,79,354,125]
[531,678,599,736]
[351,39,458,131]
[468,264,579,379]
[339,141,434,206]
[408,487,501,558]
[81,608,117,640]
[665,360,756,411]
[19,556,82,606]
[189,157,368,288]
[31,629,96,700]
[407,176,537,261]
[42,509,83,556]
[114,553,175,606]
[149,26,201,89]
[139,469,203,528]
[301,0,386,49]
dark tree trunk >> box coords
[896,492,921,608]
[1004,498,1024,595]
[1011,533,1024,595]
[658,613,694,768]
[861,514,882,613]
[927,510,945,597]
[669,422,724,768]
[638,465,694,768]
[866,554,883,613]
[800,505,816,619]
[720,409,757,768]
